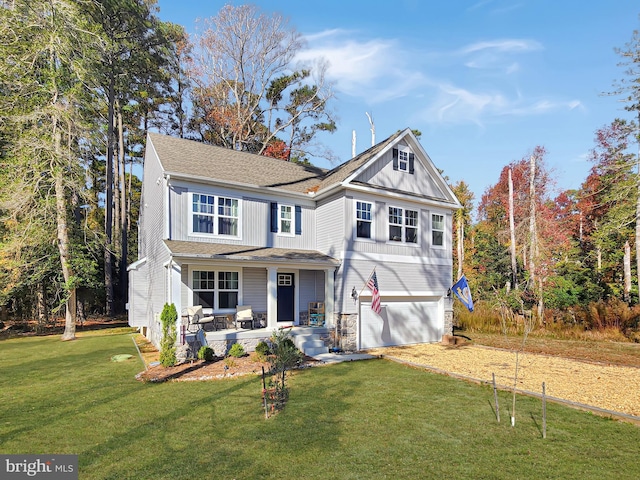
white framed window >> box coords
[356,201,373,239]
[278,273,293,286]
[393,147,415,174]
[192,270,239,310]
[270,202,301,235]
[432,213,444,247]
[398,150,409,171]
[191,193,240,237]
[279,204,293,235]
[388,206,419,243]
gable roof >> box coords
[148,133,326,194]
[147,130,459,206]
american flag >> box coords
[367,271,381,314]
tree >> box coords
[188,4,336,160]
[0,0,97,339]
[451,181,474,280]
[86,0,182,315]
[581,120,637,300]
[611,26,640,301]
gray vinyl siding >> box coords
[335,258,451,314]
[242,267,268,312]
[128,261,148,327]
[167,182,317,249]
[316,194,345,254]
[135,140,170,334]
[299,270,325,312]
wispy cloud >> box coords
[421,82,584,126]
[459,39,543,55]
[297,29,428,102]
[298,29,580,127]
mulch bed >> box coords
[136,355,271,382]
[135,354,319,383]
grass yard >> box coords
[1,331,639,479]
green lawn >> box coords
[1,331,639,480]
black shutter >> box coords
[409,153,415,174]
[295,206,302,235]
[392,148,399,170]
[270,202,278,232]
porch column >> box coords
[324,267,335,327]
[266,266,278,329]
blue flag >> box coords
[452,275,474,312]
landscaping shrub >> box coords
[255,340,270,357]
[159,303,177,367]
[228,343,245,358]
[197,346,215,362]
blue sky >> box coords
[155,0,639,205]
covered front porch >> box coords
[164,240,340,356]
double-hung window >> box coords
[192,194,239,236]
[432,214,444,247]
[270,202,301,235]
[356,201,373,239]
[389,206,419,243]
[280,205,293,235]
[192,270,239,310]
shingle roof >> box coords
[148,131,404,195]
[149,133,327,194]
[164,240,340,266]
[316,130,403,192]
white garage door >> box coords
[360,297,442,349]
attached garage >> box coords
[359,296,443,349]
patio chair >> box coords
[235,305,255,329]
[184,305,214,333]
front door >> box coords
[277,273,295,322]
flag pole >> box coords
[358,266,377,298]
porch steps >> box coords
[292,331,328,357]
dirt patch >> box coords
[366,342,640,418]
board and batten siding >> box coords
[355,140,447,199]
[299,270,325,312]
[335,257,451,314]
[242,267,268,312]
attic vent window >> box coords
[398,150,408,171]
[392,148,415,174]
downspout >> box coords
[164,174,171,240]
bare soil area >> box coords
[365,340,640,419]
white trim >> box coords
[430,212,446,249]
[386,204,420,246]
[354,199,374,242]
[127,257,147,271]
[341,250,452,266]
[345,183,459,210]
[277,203,296,237]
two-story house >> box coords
[128,128,461,357]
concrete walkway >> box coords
[311,352,376,364]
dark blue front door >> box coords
[277,273,295,322]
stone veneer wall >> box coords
[336,313,358,352]
[444,307,454,336]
